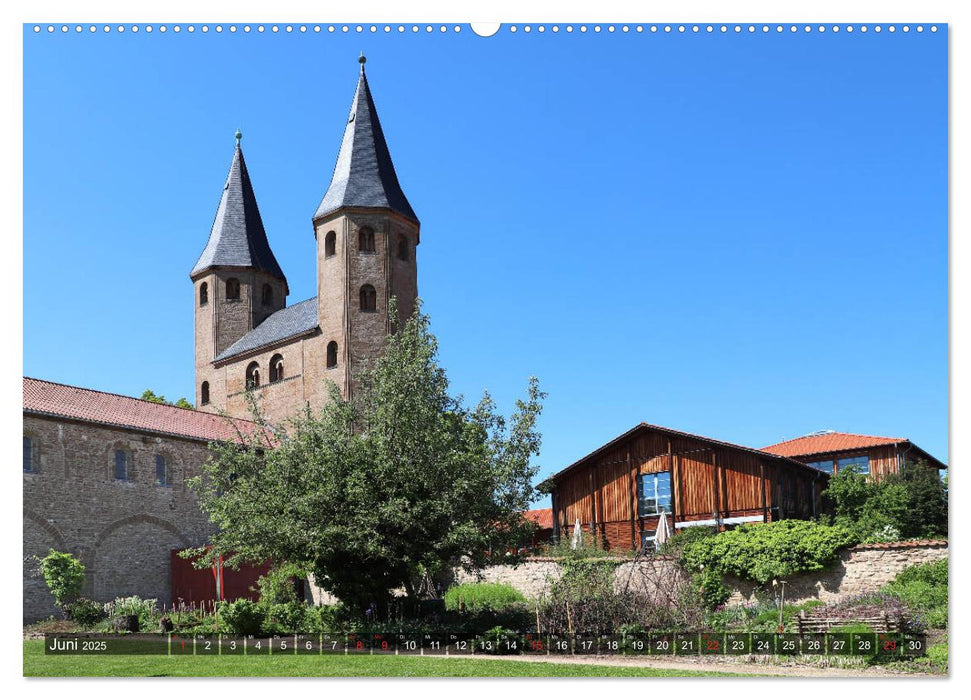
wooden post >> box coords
[627,450,637,551]
[710,450,721,528]
[760,462,768,522]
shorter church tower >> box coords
[191,132,288,413]
[313,55,420,400]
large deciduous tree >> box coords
[186,302,544,612]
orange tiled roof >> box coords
[761,431,906,458]
[523,508,553,529]
[23,377,264,444]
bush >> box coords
[257,563,308,605]
[883,559,948,629]
[444,582,526,612]
[39,550,85,609]
[64,598,105,628]
[926,639,948,673]
[692,570,731,611]
[823,461,947,540]
[657,526,717,557]
[263,601,308,634]
[306,604,350,633]
[103,596,157,630]
[681,520,858,583]
[218,599,266,636]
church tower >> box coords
[191,132,288,413]
[313,55,420,399]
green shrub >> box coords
[39,550,85,609]
[218,599,266,636]
[444,582,526,612]
[925,639,948,673]
[883,559,948,629]
[681,520,858,583]
[257,562,308,605]
[263,601,308,634]
[103,596,157,630]
[692,570,731,611]
[64,598,105,628]
[305,604,349,633]
[657,526,718,557]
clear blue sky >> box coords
[23,26,948,505]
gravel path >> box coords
[474,653,941,678]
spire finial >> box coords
[358,52,366,73]
[235,128,242,146]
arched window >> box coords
[200,381,210,406]
[23,435,37,473]
[113,448,132,481]
[269,354,285,383]
[262,284,273,306]
[155,454,172,487]
[199,282,209,306]
[226,278,241,301]
[325,230,336,257]
[360,284,377,312]
[359,226,375,253]
[397,234,409,261]
[246,362,261,389]
[326,341,338,369]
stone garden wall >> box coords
[452,541,948,604]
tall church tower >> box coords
[191,132,288,413]
[313,55,420,399]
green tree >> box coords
[39,550,85,610]
[822,461,947,541]
[141,389,193,409]
[186,301,545,613]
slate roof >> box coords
[761,432,906,458]
[191,142,287,282]
[23,377,264,443]
[214,297,319,363]
[314,63,419,224]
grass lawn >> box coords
[23,641,731,677]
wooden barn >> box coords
[549,423,829,552]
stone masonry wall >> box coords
[23,414,216,622]
[453,542,948,604]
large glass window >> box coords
[837,455,870,476]
[806,459,834,474]
[638,471,672,516]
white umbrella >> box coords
[571,518,582,550]
[655,511,672,550]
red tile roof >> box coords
[523,508,553,530]
[761,431,906,458]
[23,377,264,444]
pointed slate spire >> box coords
[192,134,287,283]
[314,56,419,224]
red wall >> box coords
[170,550,272,606]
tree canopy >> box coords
[141,389,193,409]
[186,302,545,612]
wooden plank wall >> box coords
[551,428,821,551]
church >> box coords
[23,56,419,621]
